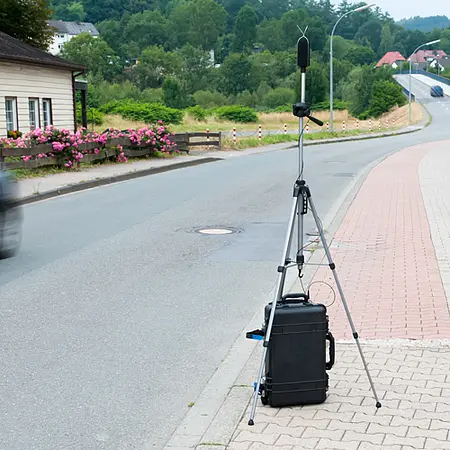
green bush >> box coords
[214,105,258,123]
[98,100,184,124]
[193,90,229,108]
[76,104,104,125]
[273,105,293,113]
[186,105,208,121]
[262,88,295,109]
[365,80,406,118]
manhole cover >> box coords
[198,228,234,235]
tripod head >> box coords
[293,102,324,127]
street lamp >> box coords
[408,39,441,124]
[329,3,375,132]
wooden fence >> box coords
[0,132,222,171]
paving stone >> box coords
[289,418,330,429]
[248,444,293,450]
[407,427,448,440]
[275,435,319,448]
[315,438,360,449]
[341,431,384,444]
[424,438,450,449]
[227,443,251,450]
[358,445,402,450]
[234,432,279,445]
[367,422,408,437]
[391,416,431,429]
[384,435,426,449]
[264,424,305,437]
[302,428,345,440]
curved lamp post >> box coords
[329,3,375,132]
[408,39,441,124]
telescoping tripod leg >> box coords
[248,181,302,426]
[306,189,382,409]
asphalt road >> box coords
[1,76,449,450]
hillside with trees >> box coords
[398,15,450,33]
[2,0,448,128]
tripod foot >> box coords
[376,402,382,409]
[248,419,254,426]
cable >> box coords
[307,280,336,308]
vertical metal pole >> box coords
[329,35,334,133]
[297,71,306,267]
[408,58,412,125]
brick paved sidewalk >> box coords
[226,140,450,450]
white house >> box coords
[0,31,87,138]
[47,20,99,55]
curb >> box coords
[291,125,423,148]
[17,157,223,206]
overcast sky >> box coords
[330,0,450,21]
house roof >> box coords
[376,51,406,67]
[409,49,449,62]
[0,31,85,72]
[48,20,99,36]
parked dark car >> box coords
[0,170,22,259]
[430,85,444,97]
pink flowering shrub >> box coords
[0,123,177,169]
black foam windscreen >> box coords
[297,36,310,69]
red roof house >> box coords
[376,51,406,68]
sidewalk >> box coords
[214,139,450,449]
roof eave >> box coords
[0,55,86,72]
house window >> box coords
[42,98,52,127]
[28,98,40,130]
[5,97,18,132]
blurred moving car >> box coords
[430,85,444,97]
[0,170,22,259]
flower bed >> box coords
[0,121,177,169]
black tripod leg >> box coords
[248,194,300,426]
[307,195,382,409]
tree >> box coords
[130,45,183,89]
[170,0,227,51]
[96,20,122,54]
[256,18,284,52]
[281,9,309,49]
[345,45,377,66]
[378,24,394,57]
[294,60,327,105]
[60,33,122,81]
[54,1,87,21]
[0,0,54,50]
[355,20,383,52]
[231,5,258,53]
[163,77,188,108]
[219,53,253,95]
[177,44,212,93]
[123,10,168,54]
[324,35,352,61]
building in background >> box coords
[0,31,87,138]
[376,51,406,69]
[47,20,99,55]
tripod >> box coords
[247,31,382,426]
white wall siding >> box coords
[0,61,75,138]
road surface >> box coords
[0,75,449,450]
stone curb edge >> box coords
[17,157,223,206]
[286,125,423,149]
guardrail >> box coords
[0,132,222,171]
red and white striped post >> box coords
[386,118,389,129]
[283,124,287,135]
[369,119,372,131]
[258,124,262,142]
[206,128,209,142]
[326,122,329,132]
[342,121,346,133]
[356,120,359,131]
[305,123,309,134]
[232,127,236,145]
[378,119,381,131]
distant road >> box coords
[1,74,450,450]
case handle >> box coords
[280,293,309,303]
[326,331,335,370]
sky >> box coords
[330,0,450,21]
